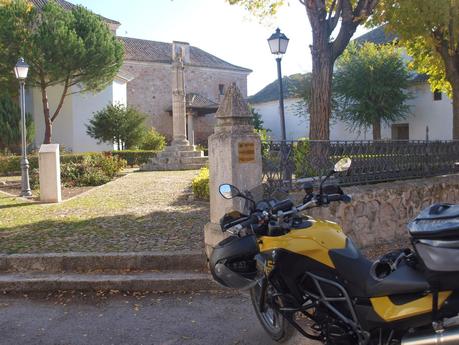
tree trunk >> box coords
[452,84,459,140]
[304,2,334,173]
[372,117,381,140]
[434,35,459,139]
[40,84,52,145]
[443,64,459,139]
[310,52,333,141]
[442,59,459,139]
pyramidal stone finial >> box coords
[216,83,251,119]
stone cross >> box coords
[204,83,262,256]
[171,47,189,146]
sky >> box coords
[71,0,368,96]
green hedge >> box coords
[0,150,158,175]
[192,166,209,201]
[110,150,157,167]
[28,153,127,188]
[0,153,99,176]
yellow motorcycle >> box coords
[209,158,459,345]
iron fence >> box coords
[262,140,459,195]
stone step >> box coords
[156,152,173,159]
[156,157,179,164]
[0,252,207,274]
[0,271,220,293]
[178,163,208,170]
[179,151,204,158]
[164,145,196,152]
[181,157,209,165]
[141,163,204,171]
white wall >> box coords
[30,79,128,153]
[398,83,453,140]
[254,98,390,141]
[31,84,74,151]
[71,84,114,153]
[112,77,127,106]
[254,99,308,140]
[254,84,453,142]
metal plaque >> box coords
[238,142,255,163]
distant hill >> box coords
[249,73,310,104]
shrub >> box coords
[0,155,39,176]
[0,153,100,176]
[257,129,272,159]
[27,153,127,188]
[110,150,158,167]
[140,128,166,151]
[0,94,35,153]
[86,104,147,150]
[192,167,209,201]
[292,138,317,178]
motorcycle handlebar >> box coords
[238,214,260,228]
[226,193,352,232]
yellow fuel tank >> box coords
[258,218,347,268]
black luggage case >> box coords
[408,203,459,288]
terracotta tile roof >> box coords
[119,36,252,73]
[28,0,121,25]
[186,93,219,109]
[165,93,219,115]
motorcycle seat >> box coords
[330,239,429,298]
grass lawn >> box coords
[0,170,208,254]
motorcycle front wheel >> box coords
[250,280,295,343]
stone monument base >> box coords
[141,144,208,171]
[204,222,229,258]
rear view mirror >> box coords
[219,184,241,199]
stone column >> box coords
[171,47,189,147]
[204,83,262,257]
[187,111,195,146]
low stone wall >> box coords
[305,174,459,248]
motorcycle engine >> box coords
[314,308,356,345]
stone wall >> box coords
[123,60,249,142]
[302,174,459,248]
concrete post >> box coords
[204,83,262,257]
[38,144,62,203]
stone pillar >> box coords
[171,47,189,147]
[204,83,262,257]
[187,111,195,146]
[38,144,62,203]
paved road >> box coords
[0,291,314,345]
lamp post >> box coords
[268,28,291,184]
[267,28,289,142]
[14,57,32,197]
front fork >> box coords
[258,277,267,313]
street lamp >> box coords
[268,28,289,142]
[14,57,32,197]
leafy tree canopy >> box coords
[0,94,35,153]
[0,0,124,143]
[334,42,411,139]
[249,105,265,131]
[372,0,459,97]
[228,0,379,142]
